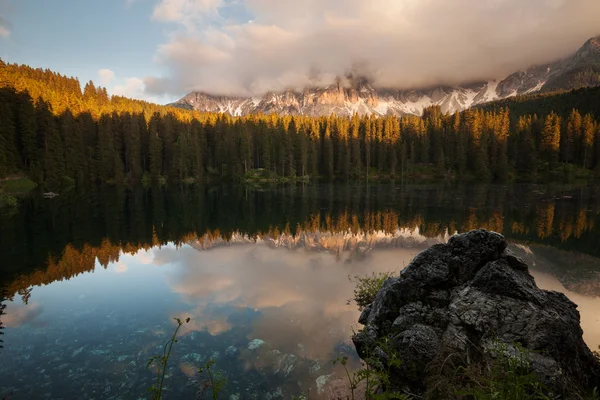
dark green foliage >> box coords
[450,343,550,400]
[2,59,600,186]
[349,272,395,311]
[197,359,227,400]
[333,338,411,400]
[479,86,600,121]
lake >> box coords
[1,184,600,399]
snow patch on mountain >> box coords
[171,35,600,117]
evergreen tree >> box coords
[541,112,561,163]
[565,109,582,164]
[581,114,595,169]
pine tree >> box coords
[61,109,86,183]
[17,92,38,174]
[564,109,582,164]
[323,121,334,181]
[96,114,115,183]
[581,114,595,169]
[0,101,18,177]
[541,112,561,163]
[350,114,361,178]
[123,112,143,181]
[148,113,163,181]
[36,99,65,188]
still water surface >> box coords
[1,184,600,399]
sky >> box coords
[0,0,599,103]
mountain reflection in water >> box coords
[1,184,600,398]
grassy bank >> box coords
[0,177,38,209]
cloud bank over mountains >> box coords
[141,0,600,98]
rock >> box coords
[269,350,298,377]
[308,360,322,376]
[210,351,220,360]
[225,346,238,358]
[71,347,84,357]
[353,229,600,396]
[182,353,205,364]
[316,375,333,395]
[248,339,265,350]
[270,387,283,399]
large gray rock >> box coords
[353,229,600,396]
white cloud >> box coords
[0,13,10,38]
[114,262,129,273]
[144,0,600,97]
[160,243,422,356]
[152,0,223,31]
[98,69,116,86]
[113,77,146,98]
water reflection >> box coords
[0,238,432,399]
[165,244,427,358]
[1,184,600,398]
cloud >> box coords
[114,262,128,273]
[152,0,223,31]
[3,302,43,327]
[158,242,423,357]
[145,0,600,97]
[109,75,174,103]
[98,69,116,86]
[0,13,11,38]
[112,77,146,98]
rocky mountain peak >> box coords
[171,34,600,117]
[575,35,600,60]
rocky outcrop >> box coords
[171,35,600,117]
[353,229,600,396]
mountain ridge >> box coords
[171,34,600,117]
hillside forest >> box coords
[1,60,600,189]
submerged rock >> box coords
[269,350,298,377]
[353,229,600,396]
[248,339,265,350]
[182,353,205,364]
[316,374,333,394]
[225,346,238,358]
[71,347,84,357]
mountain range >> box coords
[171,35,600,117]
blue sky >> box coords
[0,0,599,103]
[0,0,177,100]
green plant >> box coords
[348,272,394,311]
[453,343,550,400]
[333,337,411,400]
[147,317,190,400]
[198,358,227,400]
[366,338,409,400]
[586,387,600,400]
[0,195,17,208]
[333,356,358,400]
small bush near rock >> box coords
[348,272,394,311]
